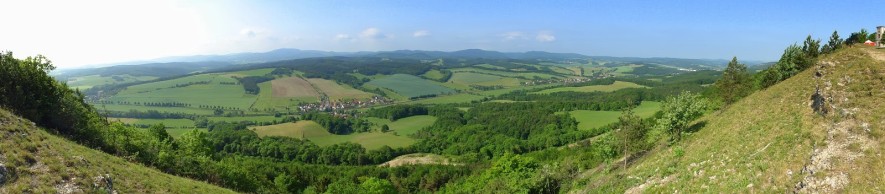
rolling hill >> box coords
[0,108,233,193]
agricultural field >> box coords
[98,104,217,115]
[310,132,416,150]
[224,68,274,77]
[533,81,646,94]
[253,82,304,111]
[449,72,520,87]
[251,121,329,138]
[271,77,319,98]
[569,101,661,130]
[65,74,157,90]
[251,120,418,149]
[366,115,437,136]
[364,74,455,98]
[108,71,258,110]
[306,78,375,101]
[612,64,643,76]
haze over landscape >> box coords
[1,0,884,193]
[0,0,878,68]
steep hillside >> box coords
[0,109,234,193]
[575,47,884,193]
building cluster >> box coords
[297,95,392,112]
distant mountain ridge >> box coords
[81,48,591,69]
[57,48,771,79]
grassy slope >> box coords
[576,47,885,193]
[0,109,233,193]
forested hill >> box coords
[0,108,233,193]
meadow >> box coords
[66,74,157,90]
[366,115,437,136]
[108,70,264,110]
[568,101,661,130]
[421,69,447,80]
[449,72,520,87]
[364,74,455,98]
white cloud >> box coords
[500,31,527,41]
[240,28,258,38]
[413,30,430,37]
[335,34,354,41]
[536,31,556,42]
[359,27,387,40]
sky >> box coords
[0,0,879,68]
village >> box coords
[296,95,393,113]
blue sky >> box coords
[0,0,878,68]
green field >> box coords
[225,68,274,77]
[449,72,520,87]
[108,71,259,110]
[309,132,416,150]
[421,69,447,80]
[569,101,661,130]
[66,74,157,90]
[533,81,646,94]
[366,115,436,136]
[98,104,218,115]
[364,74,455,98]
[252,121,330,138]
[251,120,418,149]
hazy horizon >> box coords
[1,0,878,68]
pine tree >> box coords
[715,57,752,105]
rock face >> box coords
[810,87,826,115]
[0,163,7,185]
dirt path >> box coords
[794,57,879,193]
[863,48,885,61]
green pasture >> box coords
[568,101,661,130]
[364,74,455,98]
[532,81,646,94]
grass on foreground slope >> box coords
[0,109,233,193]
[576,47,884,193]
